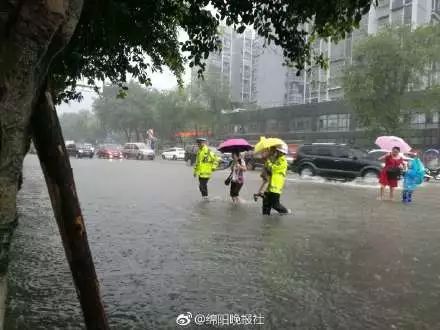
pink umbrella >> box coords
[218,138,253,153]
[375,136,412,153]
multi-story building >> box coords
[190,26,257,105]
[305,0,434,103]
[192,1,437,108]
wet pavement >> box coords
[4,155,440,329]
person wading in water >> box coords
[378,146,405,201]
[228,151,246,203]
[262,144,291,215]
[193,138,219,200]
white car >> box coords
[122,142,155,160]
[161,147,185,160]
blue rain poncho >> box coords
[403,158,425,192]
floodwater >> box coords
[5,155,440,329]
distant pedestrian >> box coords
[379,146,405,200]
[193,138,219,199]
[261,145,290,215]
[228,151,246,203]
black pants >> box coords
[199,178,209,197]
[230,181,243,197]
[262,192,288,215]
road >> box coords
[4,155,440,329]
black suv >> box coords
[291,144,383,180]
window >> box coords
[318,114,350,132]
[403,5,412,24]
[300,146,312,155]
[266,119,278,131]
[410,136,423,145]
[300,146,334,156]
[249,122,258,132]
[331,42,345,60]
[289,117,312,132]
[392,0,404,10]
[392,8,404,24]
[426,112,439,128]
[378,16,389,29]
[312,146,334,157]
[435,0,440,13]
[410,113,426,129]
[334,146,350,158]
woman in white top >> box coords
[229,151,247,203]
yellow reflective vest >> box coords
[266,155,287,194]
[194,145,219,178]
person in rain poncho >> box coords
[261,144,291,215]
[402,153,425,204]
[193,138,219,199]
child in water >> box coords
[402,153,425,204]
[254,150,270,201]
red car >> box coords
[96,144,123,159]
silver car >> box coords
[122,143,155,160]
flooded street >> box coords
[5,155,440,329]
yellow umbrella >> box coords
[254,136,286,153]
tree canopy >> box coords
[88,77,232,144]
[343,25,440,135]
[51,0,374,103]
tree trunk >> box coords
[0,1,109,329]
[1,0,81,279]
[31,88,109,329]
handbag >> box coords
[386,167,402,180]
[224,172,233,185]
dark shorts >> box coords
[230,181,243,197]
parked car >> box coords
[96,144,123,159]
[184,144,231,169]
[161,147,185,160]
[75,143,94,158]
[122,142,155,160]
[217,151,232,170]
[291,143,383,180]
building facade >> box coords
[220,101,440,149]
[305,0,434,103]
[192,1,438,108]
[190,26,257,105]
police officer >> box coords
[193,138,219,199]
[262,144,290,215]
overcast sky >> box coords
[57,66,192,114]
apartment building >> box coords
[306,0,434,103]
[191,0,437,108]
[190,26,257,105]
